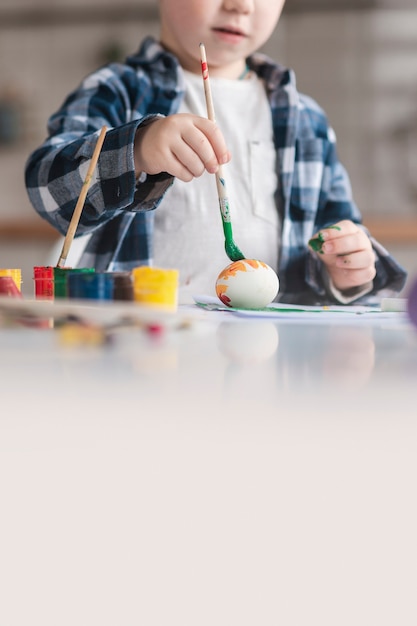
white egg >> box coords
[215,259,279,309]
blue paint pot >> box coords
[67,272,114,301]
[54,267,95,299]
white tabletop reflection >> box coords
[1,302,417,625]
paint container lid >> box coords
[0,275,23,298]
[67,271,114,301]
[53,267,95,299]
[34,266,54,279]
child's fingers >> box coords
[192,117,231,168]
[334,249,375,270]
[329,264,377,291]
[182,122,229,174]
[321,231,369,256]
[318,220,355,241]
[308,223,344,253]
[172,140,211,179]
[164,149,212,182]
[309,221,371,256]
[135,114,230,180]
[310,220,377,291]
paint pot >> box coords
[67,271,113,301]
[407,277,417,328]
[0,268,22,292]
[53,267,95,299]
[110,272,134,301]
[132,266,179,311]
[0,275,22,298]
[33,266,54,300]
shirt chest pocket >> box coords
[290,139,326,218]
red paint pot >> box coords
[33,266,54,300]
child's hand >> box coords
[308,220,376,292]
[134,114,231,182]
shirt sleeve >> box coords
[321,270,373,304]
[303,136,407,302]
[24,66,174,238]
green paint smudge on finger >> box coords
[308,235,324,252]
[308,225,342,253]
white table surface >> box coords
[1,301,416,626]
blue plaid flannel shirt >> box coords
[25,36,406,304]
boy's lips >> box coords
[212,26,248,39]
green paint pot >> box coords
[53,267,95,299]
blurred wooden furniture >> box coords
[363,217,417,244]
[2,217,417,244]
[0,220,58,242]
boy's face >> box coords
[159,0,285,78]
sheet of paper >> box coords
[193,295,409,324]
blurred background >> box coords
[1,0,417,296]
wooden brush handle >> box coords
[57,125,107,267]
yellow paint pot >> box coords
[0,268,22,291]
[132,266,179,312]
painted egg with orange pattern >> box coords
[215,259,279,309]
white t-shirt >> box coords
[153,70,279,303]
[50,71,280,303]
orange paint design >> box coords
[217,259,266,282]
[215,283,231,306]
[246,259,267,270]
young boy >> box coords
[25,0,407,304]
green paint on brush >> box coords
[222,221,245,261]
[217,185,245,261]
[308,224,341,253]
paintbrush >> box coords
[199,43,245,262]
[57,125,107,267]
